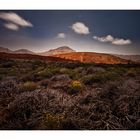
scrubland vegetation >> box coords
[0,58,140,130]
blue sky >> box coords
[0,10,140,54]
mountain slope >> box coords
[39,46,76,56]
[54,52,130,64]
[0,52,75,62]
[113,54,140,62]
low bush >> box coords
[2,61,15,68]
[20,81,38,92]
[59,68,70,74]
[0,68,8,75]
[42,113,65,129]
[37,67,60,78]
[68,80,83,94]
[0,92,48,129]
[83,74,104,84]
[0,75,3,81]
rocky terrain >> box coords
[0,55,140,130]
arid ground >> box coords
[0,54,140,130]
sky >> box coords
[0,10,140,55]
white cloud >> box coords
[112,39,132,45]
[93,35,114,42]
[93,35,132,45]
[0,12,33,30]
[4,23,19,31]
[57,33,66,38]
[71,22,90,35]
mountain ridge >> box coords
[0,46,140,63]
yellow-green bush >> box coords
[59,68,70,74]
[43,113,64,129]
[68,80,83,94]
[20,81,38,92]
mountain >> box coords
[113,54,140,62]
[14,49,34,54]
[0,47,34,54]
[0,46,139,64]
[38,46,76,56]
[54,52,131,64]
[0,46,12,53]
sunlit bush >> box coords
[42,113,65,129]
[68,80,83,94]
[20,81,38,92]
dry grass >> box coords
[0,59,140,130]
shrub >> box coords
[37,68,60,78]
[0,68,8,74]
[68,80,82,94]
[59,68,70,74]
[8,67,19,76]
[0,93,48,129]
[86,66,105,74]
[0,75,3,81]
[126,69,136,77]
[101,72,119,82]
[67,70,81,80]
[81,75,95,85]
[31,60,46,70]
[20,81,38,92]
[42,113,65,129]
[2,61,15,68]
[82,75,103,84]
[40,79,49,87]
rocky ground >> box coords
[0,59,140,130]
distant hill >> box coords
[113,54,140,62]
[0,46,12,53]
[0,47,34,54]
[38,46,76,56]
[54,52,130,64]
[14,49,34,54]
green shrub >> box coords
[37,68,60,78]
[82,75,95,85]
[101,72,120,82]
[59,68,70,74]
[82,71,120,85]
[65,70,81,80]
[20,81,38,92]
[68,80,82,94]
[31,60,46,70]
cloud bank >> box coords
[71,22,90,35]
[0,12,33,31]
[93,35,132,45]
